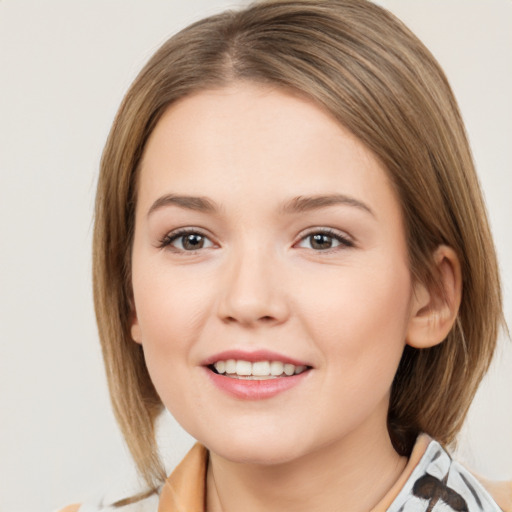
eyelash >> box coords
[158,228,214,252]
[158,227,354,253]
[297,228,354,252]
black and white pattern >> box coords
[387,440,502,512]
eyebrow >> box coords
[147,193,374,217]
[280,194,374,217]
[147,194,218,217]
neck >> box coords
[206,420,407,512]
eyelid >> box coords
[158,227,217,252]
[294,227,355,250]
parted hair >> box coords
[93,0,503,492]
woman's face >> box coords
[131,83,416,465]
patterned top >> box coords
[387,439,503,512]
[59,436,511,512]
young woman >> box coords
[62,0,510,510]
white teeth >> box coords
[211,359,308,379]
[252,361,270,376]
[235,360,252,376]
[214,361,225,374]
[225,359,236,374]
[270,361,284,376]
[283,364,295,376]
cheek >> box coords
[132,273,210,425]
[134,256,213,330]
[298,257,412,385]
[131,263,214,382]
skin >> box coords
[130,83,461,512]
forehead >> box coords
[138,83,401,222]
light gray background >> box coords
[0,1,510,511]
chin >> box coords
[198,425,315,466]
[213,441,302,465]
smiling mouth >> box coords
[208,360,310,380]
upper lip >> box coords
[201,349,311,367]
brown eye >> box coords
[309,233,334,250]
[161,230,214,251]
[181,233,205,250]
[297,229,353,251]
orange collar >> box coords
[158,443,208,512]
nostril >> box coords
[222,315,277,325]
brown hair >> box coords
[93,0,503,492]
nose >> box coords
[216,247,290,327]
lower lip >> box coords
[204,368,310,400]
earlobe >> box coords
[129,293,143,344]
[406,245,462,349]
[130,312,143,345]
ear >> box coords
[130,306,143,345]
[406,245,462,349]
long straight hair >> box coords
[93,0,503,491]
